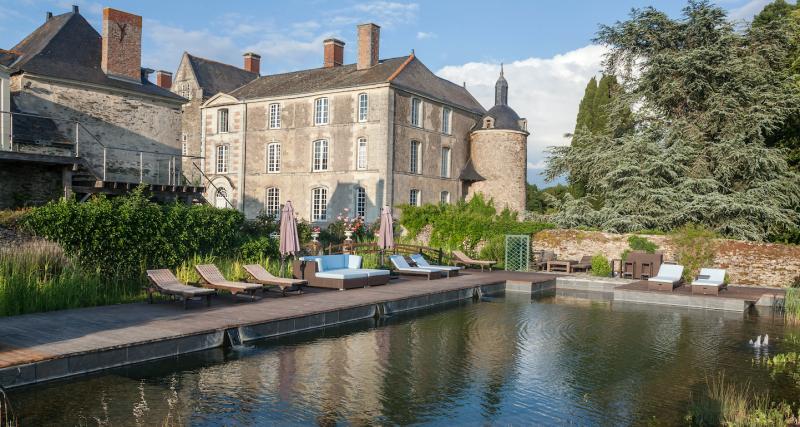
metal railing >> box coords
[1,110,203,187]
[192,163,234,209]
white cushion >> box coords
[650,276,679,284]
[359,268,390,277]
[397,267,438,274]
[347,255,363,269]
[410,254,430,267]
[698,268,725,283]
[390,255,412,269]
[655,264,684,281]
[316,269,369,280]
[692,279,723,287]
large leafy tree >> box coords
[546,0,800,241]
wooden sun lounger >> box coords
[195,264,262,300]
[145,269,216,309]
[243,264,306,296]
[452,250,496,271]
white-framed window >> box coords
[267,142,281,173]
[355,186,367,218]
[357,137,367,170]
[440,191,450,204]
[216,144,229,174]
[409,189,421,206]
[312,187,328,221]
[314,97,329,125]
[358,93,368,122]
[411,98,422,127]
[178,82,192,100]
[442,106,452,134]
[313,139,329,171]
[410,140,421,174]
[269,103,281,129]
[440,147,451,178]
[265,187,280,217]
[215,188,228,209]
[217,108,229,133]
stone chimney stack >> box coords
[357,23,380,70]
[243,52,261,75]
[155,70,172,89]
[101,8,142,83]
[323,39,345,68]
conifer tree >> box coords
[546,0,800,241]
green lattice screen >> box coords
[505,235,530,272]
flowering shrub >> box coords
[323,208,374,244]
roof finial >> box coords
[500,62,504,76]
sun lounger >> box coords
[243,264,306,296]
[145,269,216,309]
[409,253,462,277]
[691,268,727,295]
[452,250,496,271]
[195,264,262,299]
[571,256,594,273]
[390,255,442,280]
[647,263,684,291]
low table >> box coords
[546,261,575,273]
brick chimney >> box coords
[323,39,344,68]
[155,70,172,89]
[101,8,142,83]
[243,52,260,75]
[357,23,380,70]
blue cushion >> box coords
[359,268,390,277]
[317,269,369,280]
[347,255,363,269]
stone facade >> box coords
[0,66,9,149]
[11,74,182,182]
[0,163,65,208]
[533,229,800,287]
[467,129,527,212]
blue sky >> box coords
[0,0,775,186]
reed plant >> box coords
[0,241,146,317]
[686,373,797,426]
[785,288,800,324]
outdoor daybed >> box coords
[452,251,497,271]
[243,264,306,296]
[145,269,216,309]
[691,268,727,295]
[295,254,390,290]
[647,264,685,291]
[195,264,262,300]
[410,253,462,277]
[389,255,442,280]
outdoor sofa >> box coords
[295,254,390,290]
[570,256,594,273]
[389,255,442,280]
[195,264,262,300]
[452,250,497,271]
[647,264,685,291]
[243,264,306,296]
[691,268,727,295]
[410,253,462,277]
[145,269,216,309]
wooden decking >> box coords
[0,271,555,388]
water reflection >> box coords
[10,294,800,426]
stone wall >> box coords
[0,163,65,208]
[533,229,800,287]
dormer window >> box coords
[483,117,494,129]
[518,118,528,131]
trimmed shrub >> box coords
[22,187,245,276]
[591,254,612,277]
[628,235,658,253]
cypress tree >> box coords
[573,77,597,139]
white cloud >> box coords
[353,1,419,27]
[728,0,771,21]
[416,31,436,40]
[437,44,608,185]
[143,20,240,72]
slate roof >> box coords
[458,158,485,182]
[0,49,19,68]
[6,11,183,102]
[186,54,258,99]
[231,55,486,115]
[479,104,525,132]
